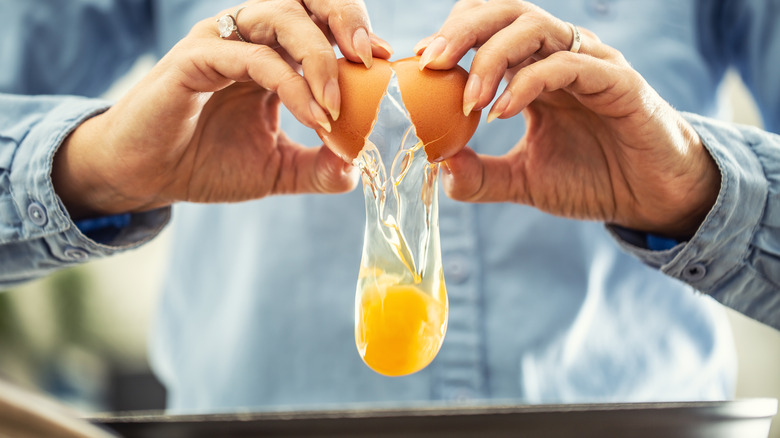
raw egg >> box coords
[315,56,476,377]
[316,56,481,162]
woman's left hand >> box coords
[416,0,720,239]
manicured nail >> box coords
[323,78,341,121]
[487,90,512,124]
[352,28,373,68]
[413,36,435,55]
[418,36,447,70]
[310,100,331,132]
[463,74,481,116]
[370,34,394,56]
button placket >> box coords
[445,257,472,284]
[434,200,487,400]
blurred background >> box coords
[0,57,778,436]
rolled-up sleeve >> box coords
[0,94,169,288]
[610,113,780,330]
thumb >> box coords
[273,133,359,195]
[441,146,521,203]
[309,145,361,194]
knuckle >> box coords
[329,2,370,27]
[340,1,368,17]
[278,70,304,91]
[549,50,583,69]
[305,47,336,62]
[473,45,510,72]
[454,0,486,10]
[495,0,521,8]
[246,44,275,65]
[514,0,541,14]
[273,0,306,15]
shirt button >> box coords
[64,248,89,261]
[27,201,48,226]
[444,258,471,284]
[682,263,707,282]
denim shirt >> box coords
[1,0,779,413]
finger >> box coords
[412,0,485,54]
[486,51,638,122]
[450,0,486,15]
[304,0,378,68]
[274,34,392,74]
[235,2,341,121]
[413,35,435,56]
[305,8,393,61]
[417,1,530,71]
[273,134,360,195]
[310,14,338,48]
[182,22,333,132]
[421,2,608,70]
[464,20,618,116]
[370,33,394,59]
[441,146,523,204]
[463,12,578,114]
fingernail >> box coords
[352,28,373,68]
[413,36,435,55]
[463,74,481,116]
[418,36,447,71]
[370,34,394,56]
[487,90,512,124]
[323,78,341,121]
[310,100,331,133]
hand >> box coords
[415,0,720,240]
[53,0,393,219]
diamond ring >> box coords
[217,6,247,42]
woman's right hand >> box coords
[53,0,392,219]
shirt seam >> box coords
[700,134,767,293]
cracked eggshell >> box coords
[315,56,481,163]
[392,56,481,162]
[316,58,392,162]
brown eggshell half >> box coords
[392,56,481,162]
[316,58,392,162]
[316,56,481,163]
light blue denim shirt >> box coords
[1,0,779,413]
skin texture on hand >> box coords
[51,0,393,220]
[416,0,721,240]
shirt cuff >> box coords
[608,112,780,327]
[8,96,170,258]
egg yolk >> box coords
[356,279,447,377]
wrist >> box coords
[668,124,721,238]
[641,120,721,240]
[52,113,146,220]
